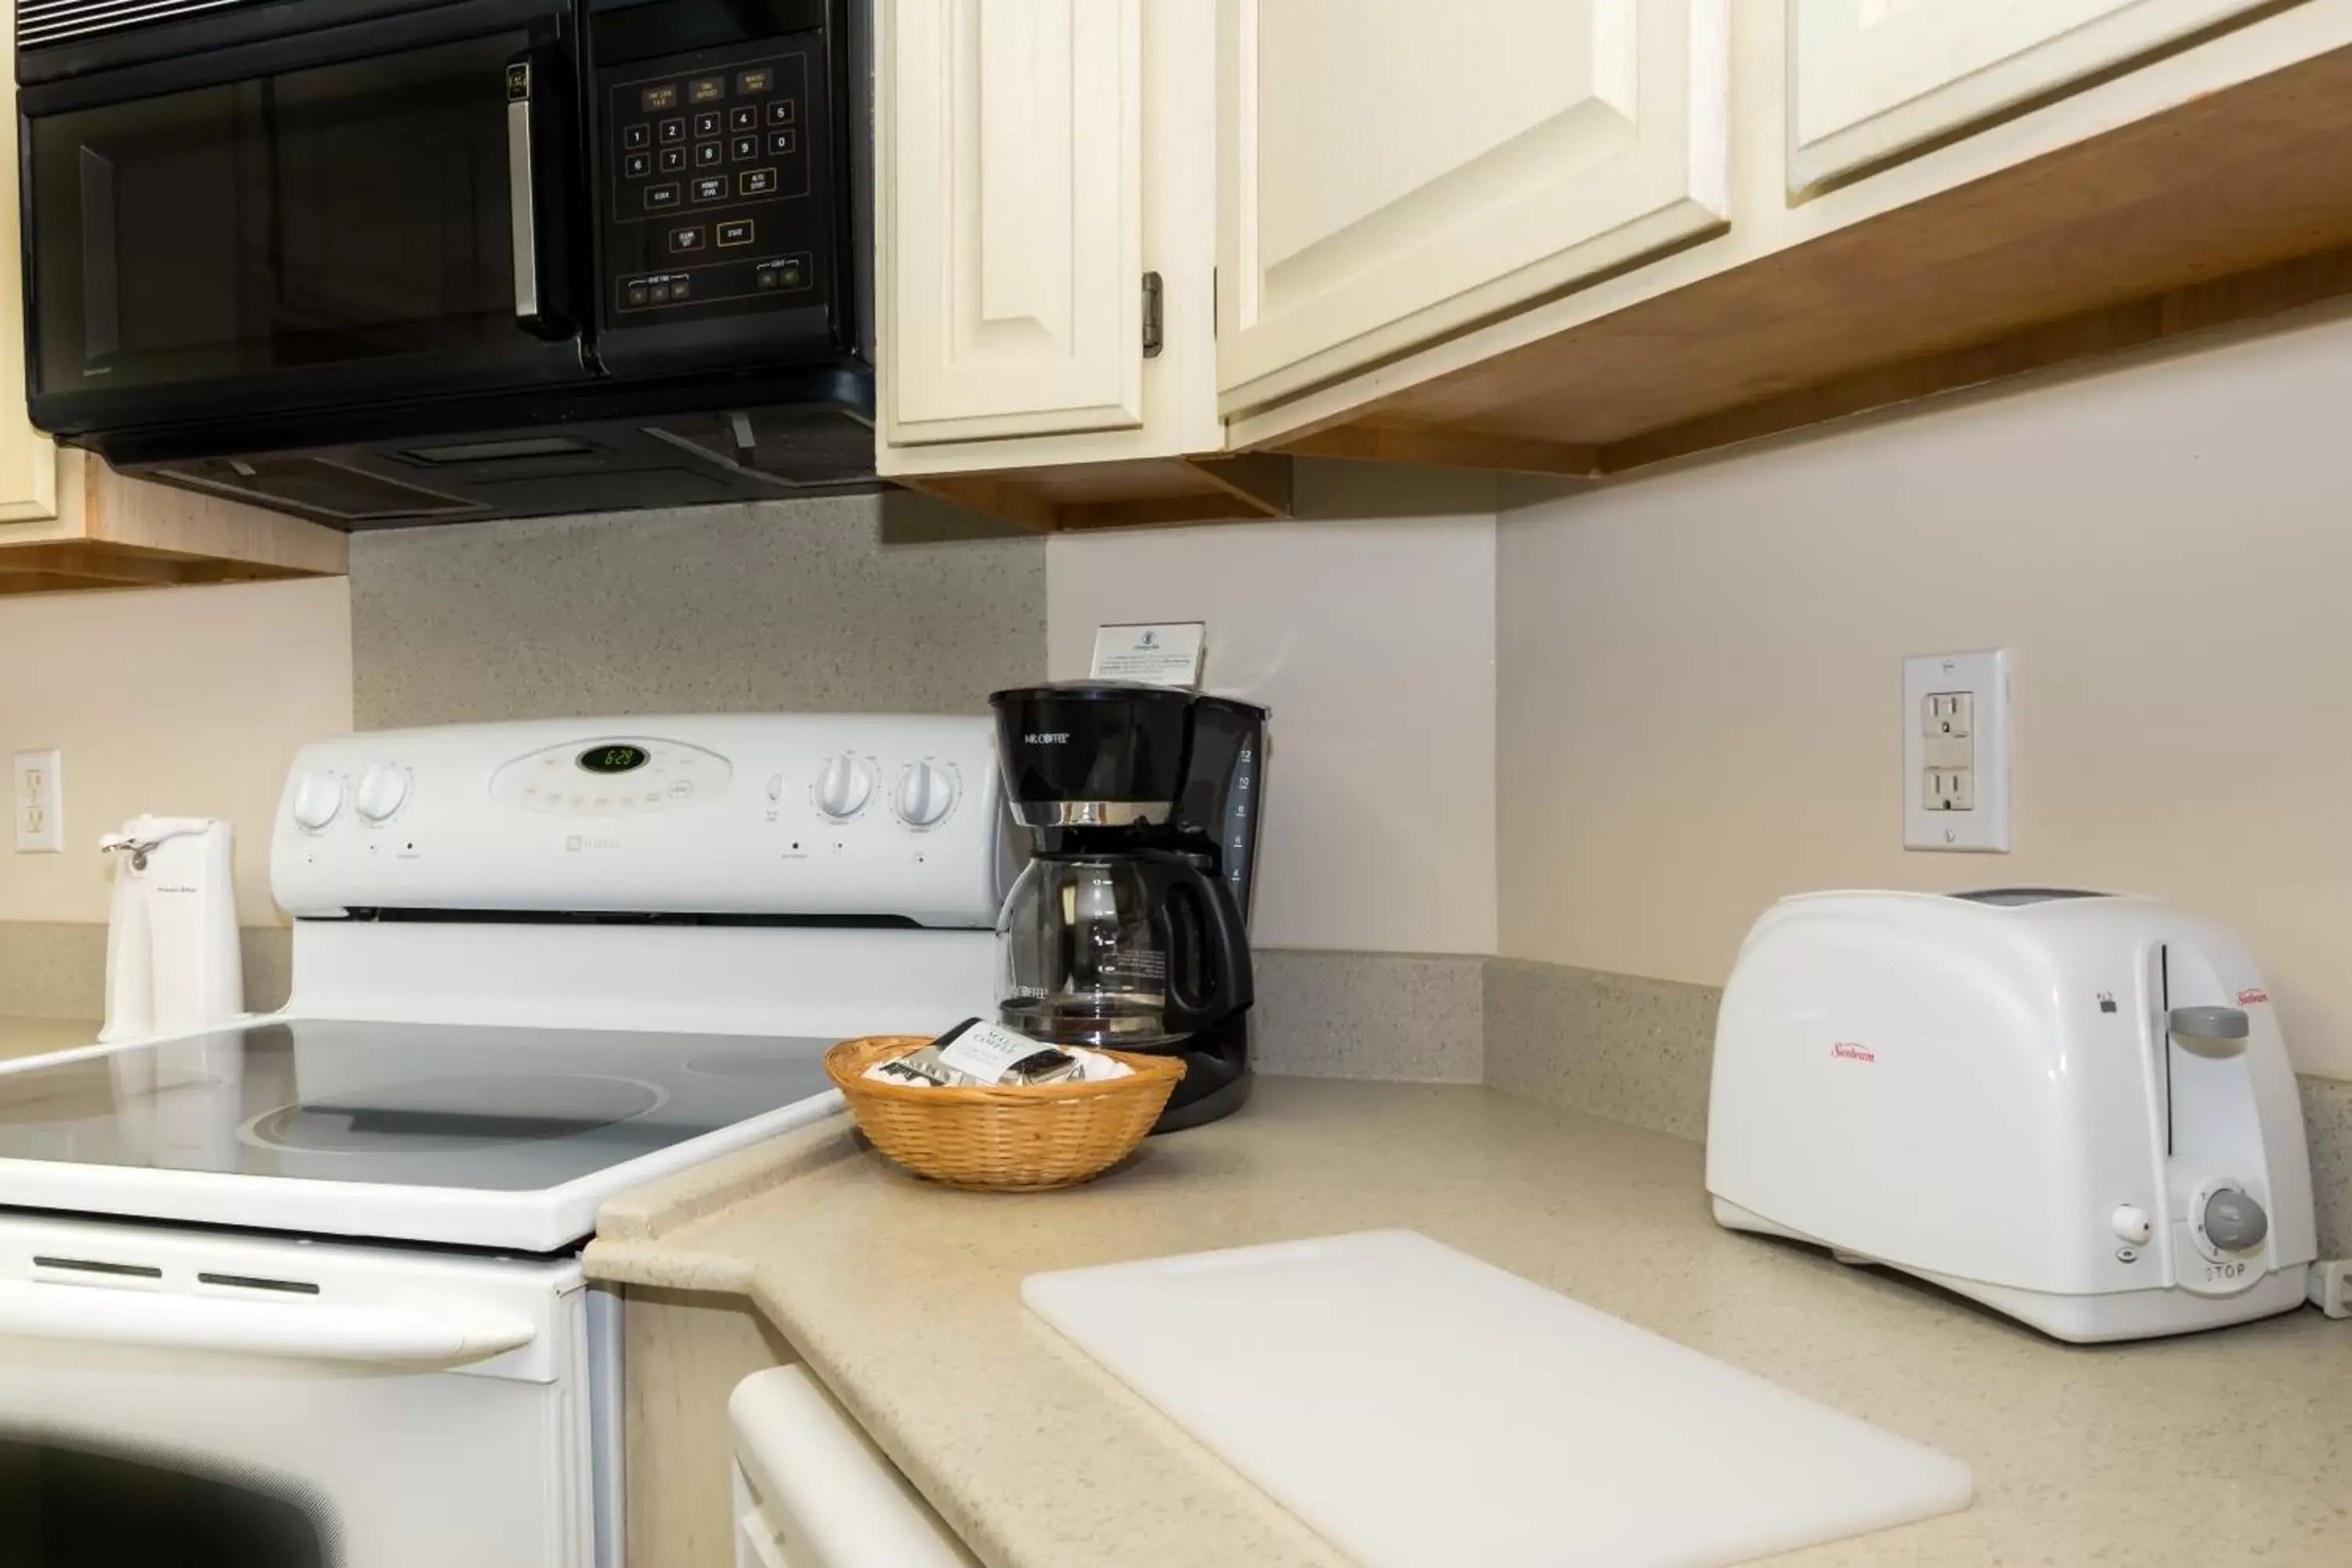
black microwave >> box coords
[14,0,876,526]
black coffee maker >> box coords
[986,683,1266,1131]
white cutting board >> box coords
[1022,1230,1970,1568]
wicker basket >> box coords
[825,1033,1185,1191]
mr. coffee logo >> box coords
[1023,733,1070,745]
[1830,1042,1877,1063]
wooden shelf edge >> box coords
[1230,39,2352,493]
[893,455,1297,533]
[1595,244,2352,477]
[1275,424,1602,477]
[1184,453,1293,517]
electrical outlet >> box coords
[1903,652,2009,852]
[13,749,62,854]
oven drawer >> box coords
[0,1214,604,1568]
[729,1366,975,1568]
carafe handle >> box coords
[1145,858,1253,1033]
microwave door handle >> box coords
[0,1279,535,1367]
[506,50,572,339]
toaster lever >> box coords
[2169,1006,2249,1041]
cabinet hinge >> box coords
[1142,271,1163,359]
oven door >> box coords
[20,0,593,440]
[0,1214,607,1568]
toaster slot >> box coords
[2158,943,2173,1158]
[2141,942,2175,1163]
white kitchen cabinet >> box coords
[879,0,1145,445]
[875,0,1269,529]
[1214,0,1730,412]
[1788,0,2281,191]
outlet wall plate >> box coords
[1903,651,2009,853]
[12,748,61,854]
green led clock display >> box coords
[578,745,651,775]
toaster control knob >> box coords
[895,760,956,827]
[354,764,408,823]
[815,753,876,820]
[291,772,345,832]
[2202,1188,2269,1252]
[2109,1205,2154,1247]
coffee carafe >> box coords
[988,683,1267,1131]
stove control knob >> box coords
[2203,1186,2269,1252]
[355,764,408,823]
[896,760,956,827]
[815,753,876,819]
[291,771,345,831]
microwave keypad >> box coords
[607,48,818,319]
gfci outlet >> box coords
[1903,652,2010,853]
[12,749,62,854]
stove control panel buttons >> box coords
[291,772,346,832]
[355,764,410,824]
[489,739,734,816]
[814,754,877,821]
[895,761,958,828]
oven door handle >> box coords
[506,45,575,340]
[0,1280,536,1367]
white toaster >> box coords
[1706,888,2316,1342]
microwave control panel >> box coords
[597,35,833,331]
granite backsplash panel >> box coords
[350,492,1044,728]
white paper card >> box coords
[1091,622,1206,689]
[935,1021,1055,1084]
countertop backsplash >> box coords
[350,492,1044,729]
[0,921,291,1022]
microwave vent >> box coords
[648,408,877,489]
[17,0,260,51]
[158,456,484,525]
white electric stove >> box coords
[0,713,1004,1568]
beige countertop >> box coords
[0,1014,100,1063]
[586,1078,2350,1568]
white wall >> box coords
[0,578,353,926]
[1498,310,2352,1080]
[1047,463,1497,955]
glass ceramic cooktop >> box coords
[0,1019,836,1192]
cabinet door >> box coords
[1790,0,2278,191]
[881,0,1144,445]
[1216,0,1728,408]
[0,7,57,523]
